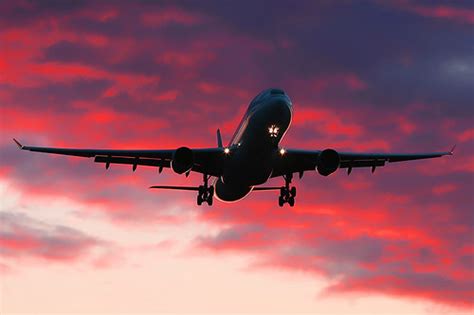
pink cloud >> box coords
[0,212,104,263]
[154,90,179,102]
[292,107,365,138]
[141,7,204,27]
[458,128,474,143]
[432,183,457,195]
[311,73,368,92]
[399,2,474,24]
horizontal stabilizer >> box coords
[450,144,456,155]
[253,187,281,191]
[149,185,199,191]
[13,138,24,149]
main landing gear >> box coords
[197,174,214,206]
[279,173,296,207]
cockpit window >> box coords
[248,88,286,111]
[248,90,267,109]
[251,91,267,103]
[270,88,285,95]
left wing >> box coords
[13,139,224,176]
[272,146,454,177]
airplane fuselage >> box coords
[215,88,293,202]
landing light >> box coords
[280,148,286,155]
[224,147,230,154]
[268,125,280,138]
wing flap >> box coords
[339,151,452,163]
[339,159,386,168]
[94,156,170,168]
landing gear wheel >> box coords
[290,186,296,198]
[207,186,214,205]
[277,174,297,207]
[197,174,214,206]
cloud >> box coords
[141,7,205,27]
[0,211,103,262]
[196,212,474,308]
[392,1,474,24]
[0,0,472,310]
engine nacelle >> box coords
[171,146,194,174]
[316,148,340,176]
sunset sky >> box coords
[1,1,473,313]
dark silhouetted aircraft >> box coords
[14,88,454,206]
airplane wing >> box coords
[13,139,224,177]
[272,146,454,177]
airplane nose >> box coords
[256,97,292,131]
[270,97,292,117]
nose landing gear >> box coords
[278,173,296,207]
[197,174,214,206]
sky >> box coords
[0,0,473,313]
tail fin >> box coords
[216,129,223,148]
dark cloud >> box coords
[0,211,102,261]
[42,40,103,63]
[315,236,385,264]
[0,0,87,28]
[4,79,112,111]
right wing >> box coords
[13,139,224,176]
[272,146,454,177]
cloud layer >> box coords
[1,0,473,310]
[0,211,104,263]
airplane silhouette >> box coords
[14,88,454,206]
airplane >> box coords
[13,88,454,207]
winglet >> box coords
[13,138,24,149]
[216,129,223,148]
[449,144,456,155]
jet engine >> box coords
[316,148,340,176]
[171,146,194,174]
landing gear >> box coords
[197,174,214,206]
[278,173,296,207]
